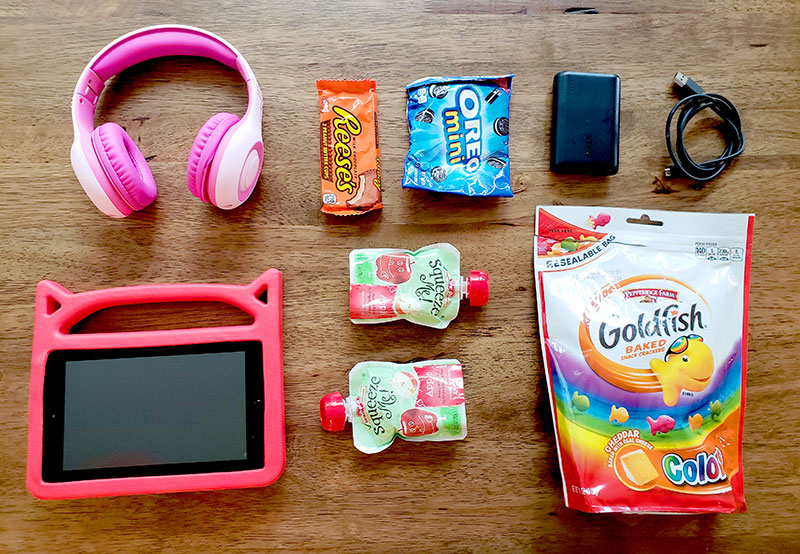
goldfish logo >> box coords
[597,303,705,349]
[650,335,714,406]
[578,275,715,407]
[331,106,362,194]
[443,87,482,172]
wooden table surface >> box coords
[2,1,799,552]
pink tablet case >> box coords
[27,270,284,499]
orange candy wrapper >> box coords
[317,80,382,215]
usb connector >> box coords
[672,72,704,99]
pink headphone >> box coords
[71,25,264,217]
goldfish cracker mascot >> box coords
[649,335,714,407]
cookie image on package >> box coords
[415,108,435,123]
[430,166,448,183]
[429,84,449,99]
[493,117,509,136]
[486,155,507,169]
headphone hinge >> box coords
[76,68,105,106]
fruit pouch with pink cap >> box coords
[320,359,467,454]
[349,243,488,329]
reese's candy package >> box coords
[534,206,754,513]
[403,75,513,197]
[317,80,382,215]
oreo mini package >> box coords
[403,75,513,197]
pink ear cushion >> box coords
[91,122,157,210]
[186,112,239,202]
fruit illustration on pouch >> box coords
[400,408,439,437]
[395,371,420,397]
[349,284,399,320]
[375,253,414,284]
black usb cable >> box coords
[665,72,745,182]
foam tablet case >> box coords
[27,270,284,499]
[551,71,620,175]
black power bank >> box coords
[551,71,620,175]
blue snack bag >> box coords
[403,75,514,197]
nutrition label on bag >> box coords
[695,241,744,262]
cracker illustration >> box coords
[620,449,659,490]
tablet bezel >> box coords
[41,341,265,483]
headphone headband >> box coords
[70,25,264,217]
[72,25,260,136]
[90,26,244,80]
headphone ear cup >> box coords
[91,122,157,210]
[186,112,240,203]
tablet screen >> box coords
[42,342,264,482]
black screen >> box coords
[42,342,264,482]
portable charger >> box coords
[551,71,620,175]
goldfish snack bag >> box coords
[317,79,382,215]
[534,206,754,513]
